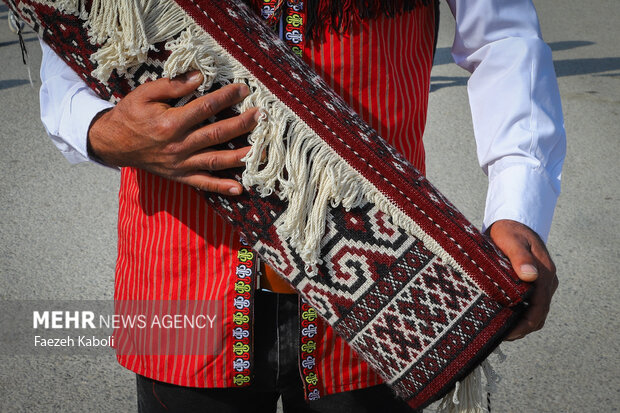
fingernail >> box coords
[187,71,203,83]
[229,187,241,195]
[520,264,538,275]
[253,109,262,122]
[238,84,250,98]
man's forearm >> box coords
[447,0,567,241]
[39,40,114,165]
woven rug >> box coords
[5,0,532,409]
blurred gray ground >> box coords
[0,0,618,412]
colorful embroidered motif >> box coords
[231,237,256,386]
[257,0,285,26]
[254,0,306,56]
[246,0,317,396]
[300,299,321,399]
[283,1,306,57]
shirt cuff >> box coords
[57,87,115,164]
[483,163,559,242]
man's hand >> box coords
[88,71,260,195]
[488,219,559,341]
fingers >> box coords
[505,318,538,341]
[171,83,251,131]
[489,220,539,282]
[169,146,250,196]
[116,75,254,197]
[182,108,260,153]
[510,247,540,283]
[530,237,557,276]
[488,220,559,342]
[181,146,251,172]
[504,274,552,341]
[505,280,549,340]
[138,71,205,101]
[177,173,243,196]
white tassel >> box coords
[436,366,486,413]
[87,0,190,82]
[163,27,218,92]
[436,346,506,413]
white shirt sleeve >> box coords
[446,0,566,242]
[39,39,114,164]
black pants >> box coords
[137,291,418,413]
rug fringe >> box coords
[88,0,190,82]
[435,346,505,413]
[436,366,487,413]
